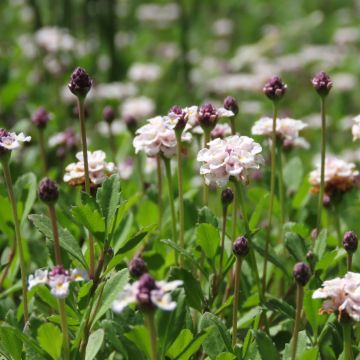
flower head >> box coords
[31,107,51,129]
[221,188,234,208]
[64,150,116,187]
[28,266,88,299]
[233,236,249,257]
[223,96,239,116]
[103,105,115,124]
[38,177,59,204]
[0,129,31,157]
[343,231,358,254]
[312,71,333,97]
[211,123,232,140]
[129,254,148,278]
[68,67,92,98]
[133,116,191,159]
[112,273,182,313]
[352,115,360,141]
[198,103,233,130]
[313,272,360,321]
[293,262,311,286]
[165,105,188,131]
[263,76,287,101]
[197,135,264,187]
[309,156,359,196]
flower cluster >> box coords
[309,156,359,195]
[0,129,31,155]
[197,135,264,187]
[64,150,116,187]
[133,116,191,158]
[48,128,78,158]
[28,266,88,299]
[313,272,360,321]
[112,273,182,313]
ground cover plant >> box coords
[1,1,360,359]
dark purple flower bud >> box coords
[169,105,187,131]
[263,76,287,101]
[198,103,218,130]
[221,188,234,208]
[31,107,50,129]
[103,106,115,124]
[232,236,249,257]
[68,67,92,98]
[293,262,311,286]
[129,254,148,278]
[125,115,138,135]
[223,96,239,115]
[137,273,158,311]
[38,177,59,204]
[312,71,333,97]
[49,265,69,277]
[343,231,358,253]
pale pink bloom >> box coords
[197,135,264,187]
[0,130,31,151]
[118,157,134,180]
[352,115,360,141]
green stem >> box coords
[48,204,62,265]
[156,155,163,234]
[342,320,354,360]
[59,299,70,360]
[1,159,28,323]
[145,312,157,360]
[38,128,47,175]
[163,158,178,264]
[203,129,211,206]
[231,182,238,241]
[291,285,304,360]
[316,97,326,233]
[262,102,278,295]
[136,153,145,191]
[347,253,352,272]
[218,206,228,293]
[175,132,185,267]
[277,142,285,243]
[230,117,236,135]
[108,124,117,162]
[232,257,242,347]
[77,97,95,278]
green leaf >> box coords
[37,323,63,360]
[284,232,307,262]
[28,213,87,268]
[92,268,129,324]
[169,267,204,311]
[198,206,218,227]
[125,325,151,359]
[14,172,37,225]
[196,223,220,259]
[298,348,318,360]
[313,229,327,260]
[283,157,303,192]
[199,312,233,358]
[85,328,104,360]
[166,329,193,358]
[253,330,280,360]
[96,174,121,231]
[0,325,22,360]
[174,329,211,360]
[264,296,295,319]
[283,330,307,359]
[216,353,237,360]
[249,193,269,231]
[303,289,322,339]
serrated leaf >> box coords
[313,229,327,259]
[196,223,220,259]
[264,296,295,319]
[253,330,280,360]
[37,323,63,360]
[284,232,307,262]
[96,175,121,231]
[28,214,87,268]
[85,328,104,360]
[0,325,22,360]
[198,206,218,227]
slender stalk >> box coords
[262,102,278,295]
[230,117,236,135]
[203,129,211,206]
[218,206,228,292]
[77,97,94,278]
[38,128,47,175]
[48,204,62,265]
[334,205,342,247]
[231,183,238,241]
[1,159,28,323]
[291,285,304,360]
[156,155,163,233]
[108,124,116,162]
[175,132,185,267]
[0,242,16,289]
[277,142,285,243]
[316,97,326,233]
[163,158,177,263]
[342,320,354,360]
[136,153,145,191]
[347,253,352,272]
[145,311,157,360]
[59,299,70,360]
[232,257,242,347]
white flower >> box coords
[128,63,161,82]
[112,274,182,313]
[133,116,191,159]
[64,150,116,186]
[121,96,155,119]
[211,123,232,139]
[118,158,134,180]
[313,272,360,321]
[197,135,264,187]
[251,117,307,141]
[28,269,48,290]
[48,274,70,299]
[309,156,359,194]
[352,115,360,141]
[70,268,89,282]
[35,27,75,53]
[0,129,31,151]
